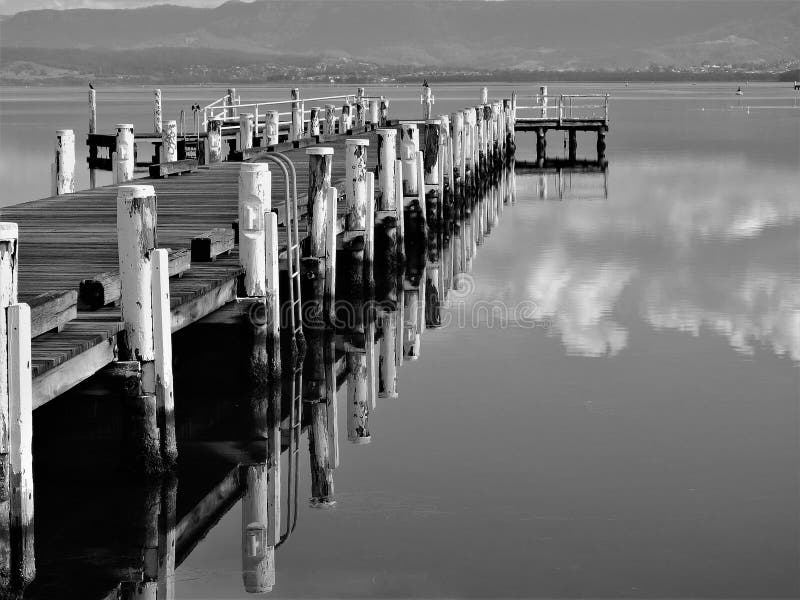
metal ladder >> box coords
[258,152,304,547]
[258,153,302,339]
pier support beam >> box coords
[304,148,335,327]
[340,103,352,135]
[324,104,336,136]
[355,87,366,128]
[291,89,303,143]
[421,84,434,120]
[597,130,607,162]
[310,107,321,137]
[226,88,237,119]
[400,124,419,197]
[380,97,389,126]
[569,130,578,162]
[53,129,75,196]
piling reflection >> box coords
[11,161,515,599]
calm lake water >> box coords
[1,82,799,598]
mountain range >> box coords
[1,0,797,72]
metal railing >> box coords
[516,93,610,124]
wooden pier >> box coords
[0,83,535,593]
[513,87,610,164]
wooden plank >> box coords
[32,335,117,409]
[190,228,235,263]
[27,290,77,338]
[78,248,191,310]
[149,159,198,179]
[171,277,237,333]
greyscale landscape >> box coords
[0,1,799,599]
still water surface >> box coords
[1,83,798,598]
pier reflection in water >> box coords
[24,161,514,599]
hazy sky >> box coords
[0,0,793,17]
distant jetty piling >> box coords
[0,81,612,594]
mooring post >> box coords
[206,118,223,164]
[340,102,352,135]
[6,302,34,589]
[380,97,389,126]
[153,89,162,134]
[462,109,475,190]
[238,162,280,379]
[423,119,441,234]
[291,89,303,143]
[242,464,276,593]
[597,129,607,162]
[227,87,237,119]
[324,104,336,136]
[344,139,369,234]
[375,128,397,208]
[356,87,366,128]
[162,120,177,163]
[481,86,489,105]
[474,107,485,178]
[117,184,174,475]
[421,84,434,120]
[400,124,419,197]
[151,249,177,467]
[368,100,380,129]
[304,148,334,327]
[238,113,254,151]
[263,110,279,147]
[569,129,578,162]
[115,123,135,184]
[540,85,548,118]
[53,129,75,196]
[309,107,321,137]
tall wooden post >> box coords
[324,104,336,136]
[344,139,369,232]
[115,123,135,184]
[117,185,174,475]
[421,85,434,120]
[306,148,333,260]
[310,107,321,137]
[540,85,548,118]
[263,110,279,147]
[54,129,75,195]
[227,87,237,119]
[340,103,352,135]
[291,89,303,142]
[481,86,488,104]
[238,113,254,151]
[376,128,397,208]
[88,87,97,188]
[569,130,578,162]
[6,302,34,588]
[206,118,222,164]
[238,163,272,298]
[400,124,419,196]
[0,222,18,588]
[355,87,366,127]
[153,89,162,134]
[162,120,177,163]
[379,97,389,126]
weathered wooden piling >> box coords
[400,124,419,196]
[569,130,578,161]
[291,89,303,143]
[242,464,276,593]
[540,85,548,118]
[324,104,336,136]
[263,110,279,147]
[53,129,75,195]
[153,89,162,134]
[117,184,176,474]
[239,113,254,151]
[162,120,178,163]
[340,103,352,135]
[310,107,321,137]
[422,85,434,120]
[115,123,135,184]
[206,118,223,163]
[355,87,366,127]
[481,87,489,104]
[368,100,379,127]
[304,147,335,326]
[378,310,398,398]
[380,97,389,126]
[6,302,34,589]
[227,87,237,119]
[375,128,397,206]
[0,222,18,588]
